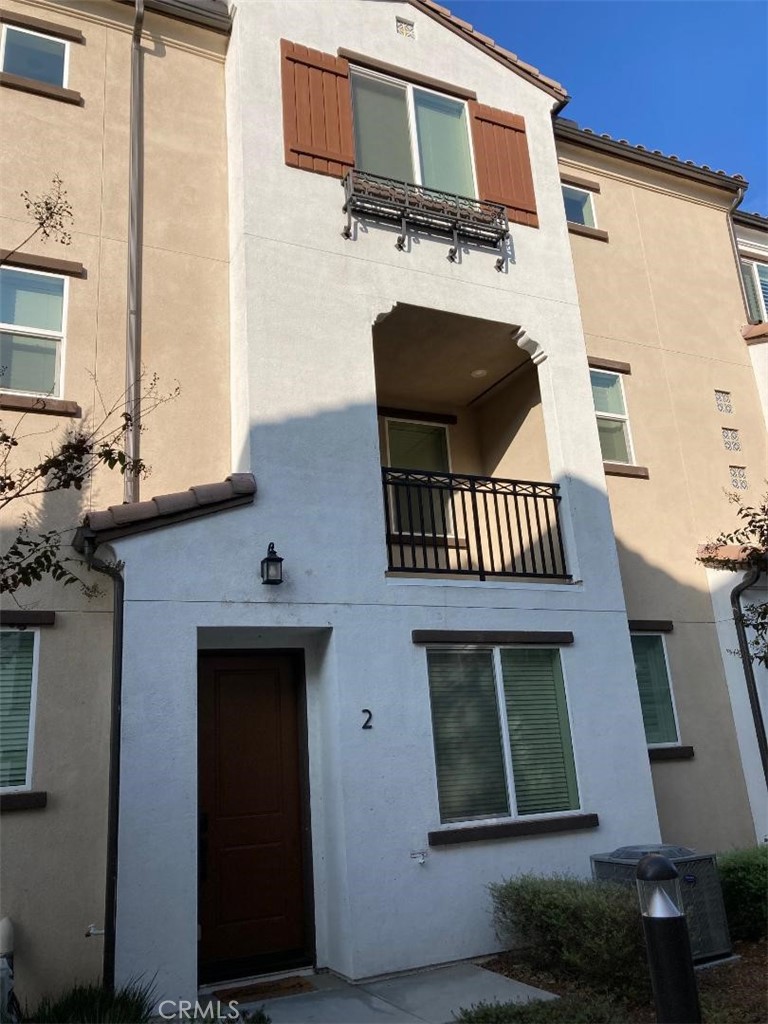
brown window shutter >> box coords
[469,101,538,228]
[281,39,355,178]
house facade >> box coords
[1,0,765,1010]
[0,0,231,1002]
[553,122,768,850]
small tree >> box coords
[1,375,178,595]
[1,176,178,596]
[697,490,768,667]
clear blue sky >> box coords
[446,0,768,213]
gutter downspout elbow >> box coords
[83,544,125,993]
[727,186,759,326]
[124,0,145,503]
[730,564,768,790]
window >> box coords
[427,647,579,823]
[1,25,68,87]
[350,70,475,197]
[0,630,38,790]
[386,419,450,535]
[630,634,678,746]
[562,185,595,228]
[590,369,633,464]
[740,258,768,322]
[0,267,66,396]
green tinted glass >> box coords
[414,89,474,197]
[351,73,414,183]
[596,418,630,463]
[631,635,678,745]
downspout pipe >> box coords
[730,564,768,790]
[726,186,759,325]
[124,0,145,503]
[84,548,125,992]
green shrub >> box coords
[489,874,649,1001]
[455,995,633,1023]
[717,845,768,941]
[25,980,154,1023]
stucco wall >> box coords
[0,0,230,1002]
[558,140,766,850]
[111,0,660,1003]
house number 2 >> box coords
[362,709,373,730]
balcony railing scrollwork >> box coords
[382,467,569,581]
[343,170,509,266]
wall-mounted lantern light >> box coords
[261,542,284,585]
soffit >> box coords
[374,304,528,407]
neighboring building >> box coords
[1,0,765,1010]
[553,119,768,851]
[734,209,768,423]
[0,0,231,1002]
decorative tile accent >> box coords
[729,465,748,490]
[715,390,733,414]
[396,17,415,38]
[722,428,741,452]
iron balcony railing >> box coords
[382,467,569,581]
[342,169,509,263]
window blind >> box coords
[740,260,762,321]
[0,631,35,788]
[631,634,678,745]
[427,649,509,823]
[501,648,579,815]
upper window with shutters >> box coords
[740,258,768,322]
[280,39,539,256]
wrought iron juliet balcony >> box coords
[343,170,509,263]
[382,468,569,581]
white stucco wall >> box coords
[112,0,661,1002]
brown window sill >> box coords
[0,248,85,278]
[1,393,81,418]
[428,812,599,846]
[560,172,601,194]
[0,610,56,626]
[649,746,695,762]
[0,71,83,106]
[0,10,85,43]
[604,462,649,479]
[568,222,609,242]
[0,791,48,813]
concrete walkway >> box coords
[238,963,556,1024]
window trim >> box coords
[350,65,480,198]
[426,643,582,827]
[0,265,69,399]
[0,628,40,794]
[562,183,597,229]
[630,631,681,749]
[590,368,636,466]
[0,23,70,89]
[740,257,768,322]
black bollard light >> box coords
[636,854,701,1024]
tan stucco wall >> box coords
[558,141,766,851]
[0,0,230,1002]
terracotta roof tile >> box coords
[73,473,256,550]
[409,0,568,100]
[555,119,748,190]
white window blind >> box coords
[0,631,36,788]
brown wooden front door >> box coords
[198,652,312,982]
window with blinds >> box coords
[740,258,768,323]
[427,646,579,823]
[630,634,678,746]
[0,630,36,789]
